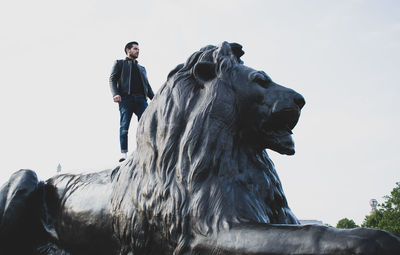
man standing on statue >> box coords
[109,41,154,162]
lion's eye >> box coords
[254,77,271,88]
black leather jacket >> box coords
[109,58,154,99]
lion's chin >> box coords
[263,131,295,155]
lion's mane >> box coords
[111,42,298,254]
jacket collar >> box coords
[125,57,138,64]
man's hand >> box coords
[113,95,121,102]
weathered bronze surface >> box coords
[0,42,399,254]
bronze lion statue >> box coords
[1,42,399,255]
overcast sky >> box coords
[0,0,399,226]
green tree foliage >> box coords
[362,182,400,237]
[336,218,359,229]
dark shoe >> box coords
[119,158,126,162]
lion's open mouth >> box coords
[260,108,300,155]
[265,109,300,131]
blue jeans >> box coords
[118,95,148,152]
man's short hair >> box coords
[125,41,139,54]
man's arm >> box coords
[142,67,154,100]
[109,60,121,98]
[147,84,155,100]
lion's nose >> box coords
[293,93,305,109]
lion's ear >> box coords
[193,61,216,85]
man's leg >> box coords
[119,96,134,161]
[132,95,148,120]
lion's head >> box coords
[144,42,304,155]
[112,42,305,254]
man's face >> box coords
[127,44,139,59]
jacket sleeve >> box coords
[109,60,121,97]
[147,83,155,100]
[142,67,155,100]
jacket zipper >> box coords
[128,61,132,95]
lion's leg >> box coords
[191,223,400,255]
